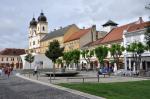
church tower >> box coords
[28,11,48,53]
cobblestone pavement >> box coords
[0,76,89,99]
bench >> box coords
[66,77,98,83]
[101,73,110,78]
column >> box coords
[129,58,131,70]
[140,59,143,70]
[124,54,127,70]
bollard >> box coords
[82,77,85,83]
[36,73,38,80]
[28,72,30,78]
[97,74,99,82]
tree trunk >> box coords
[29,63,31,78]
[53,62,55,79]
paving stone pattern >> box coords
[0,76,89,99]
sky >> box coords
[0,0,149,49]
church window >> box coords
[6,57,8,61]
[33,41,35,45]
[43,26,45,31]
[38,27,39,31]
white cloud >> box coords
[0,0,149,49]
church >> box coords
[28,11,48,53]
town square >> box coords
[0,0,150,99]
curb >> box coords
[16,74,105,99]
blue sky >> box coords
[0,0,149,49]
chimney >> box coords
[92,25,96,31]
[91,25,96,42]
[139,17,143,23]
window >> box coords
[33,41,35,45]
[6,57,8,61]
[38,40,40,44]
[11,57,14,61]
[43,26,45,31]
[96,32,98,40]
[1,57,3,61]
[38,27,39,31]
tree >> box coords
[126,42,145,71]
[63,51,73,68]
[95,46,108,67]
[109,44,125,69]
[145,25,150,50]
[56,58,63,68]
[71,50,80,70]
[25,53,34,69]
[81,49,94,69]
[45,40,64,78]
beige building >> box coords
[28,11,79,54]
[0,48,25,69]
[64,25,99,52]
[40,24,79,54]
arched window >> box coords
[33,41,35,45]
[43,26,45,31]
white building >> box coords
[123,20,150,74]
[29,12,48,53]
[20,11,53,69]
[20,53,52,69]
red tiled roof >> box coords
[64,28,91,43]
[127,21,150,32]
[100,22,135,44]
[82,38,103,48]
[0,48,25,56]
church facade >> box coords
[28,12,48,53]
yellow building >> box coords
[64,25,99,52]
[40,24,79,54]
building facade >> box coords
[123,21,150,75]
[28,12,48,53]
[0,48,25,69]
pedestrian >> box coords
[7,66,11,78]
[0,67,2,76]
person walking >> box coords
[7,66,11,78]
[0,67,2,76]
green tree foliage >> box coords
[25,53,34,69]
[45,40,64,78]
[95,46,108,67]
[126,42,145,70]
[63,51,73,67]
[81,49,94,64]
[56,58,63,68]
[109,44,125,68]
[145,25,150,50]
[71,50,80,70]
